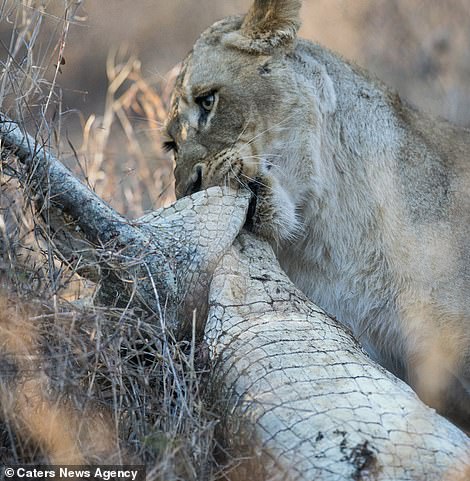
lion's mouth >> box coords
[184,164,203,197]
[245,179,260,231]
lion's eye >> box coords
[196,92,216,112]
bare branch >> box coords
[0,113,251,334]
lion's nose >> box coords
[183,163,204,197]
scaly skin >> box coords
[206,234,470,481]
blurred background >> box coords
[1,0,470,216]
[64,0,470,124]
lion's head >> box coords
[164,0,336,244]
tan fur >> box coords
[166,0,470,429]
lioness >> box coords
[164,0,470,429]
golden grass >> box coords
[78,46,177,217]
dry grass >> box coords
[77,46,176,217]
[0,2,221,480]
[0,279,220,477]
[0,282,219,479]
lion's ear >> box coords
[242,0,302,41]
[224,0,302,53]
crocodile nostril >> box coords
[185,164,204,196]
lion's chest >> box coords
[276,217,404,371]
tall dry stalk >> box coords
[79,47,176,217]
